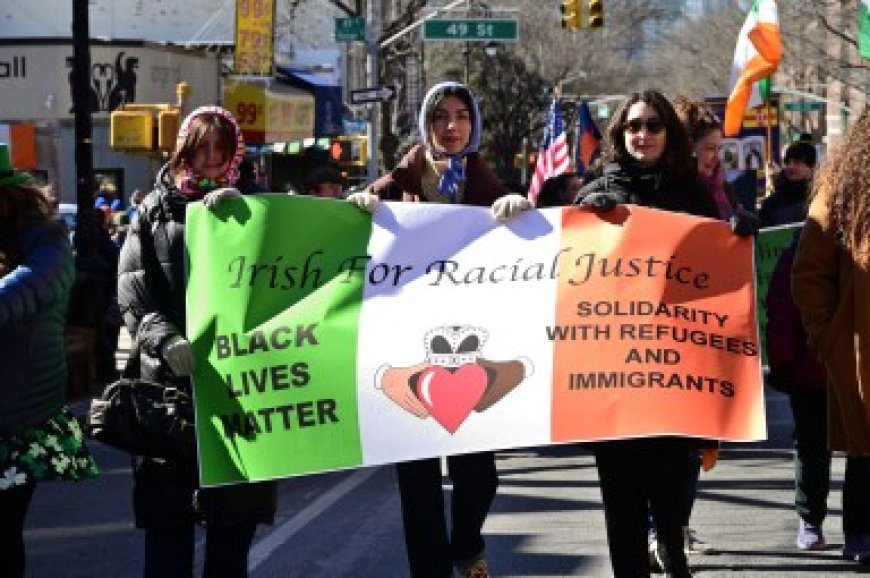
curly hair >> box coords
[815,105,870,256]
[672,95,722,146]
[596,90,695,183]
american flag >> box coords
[528,99,571,205]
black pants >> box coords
[0,482,37,578]
[789,387,831,525]
[396,452,498,578]
[844,456,870,538]
[142,521,257,578]
[594,440,694,578]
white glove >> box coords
[202,187,242,209]
[346,191,379,214]
[491,194,532,222]
[161,335,196,377]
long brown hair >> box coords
[673,95,721,146]
[813,105,870,257]
[0,183,54,269]
[169,112,237,174]
[0,183,52,232]
[597,90,695,183]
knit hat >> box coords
[0,143,30,187]
[783,140,817,169]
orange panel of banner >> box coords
[551,206,763,442]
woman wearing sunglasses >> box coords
[573,90,734,578]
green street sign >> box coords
[422,18,519,42]
[783,101,824,112]
[335,17,365,42]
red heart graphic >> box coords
[415,364,488,434]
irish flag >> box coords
[860,0,870,59]
[185,196,764,486]
[723,0,782,137]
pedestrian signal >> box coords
[157,109,180,151]
[330,136,368,166]
[588,0,604,28]
[330,138,352,163]
[560,0,582,31]
[110,111,153,150]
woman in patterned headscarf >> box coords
[117,106,276,578]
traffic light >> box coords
[588,0,604,28]
[329,136,368,166]
[110,105,181,151]
[330,138,352,163]
[157,109,180,151]
[110,110,153,150]
[560,0,582,31]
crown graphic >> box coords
[424,325,489,367]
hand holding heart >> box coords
[378,363,431,418]
[376,357,531,434]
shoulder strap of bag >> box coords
[120,336,142,379]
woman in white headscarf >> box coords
[348,81,530,578]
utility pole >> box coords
[365,0,381,182]
[72,0,95,251]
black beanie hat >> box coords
[784,140,817,168]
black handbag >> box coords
[86,338,196,460]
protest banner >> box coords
[186,195,764,486]
[755,222,803,365]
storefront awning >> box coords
[275,67,343,137]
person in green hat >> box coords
[0,142,98,578]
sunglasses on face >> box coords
[624,117,665,135]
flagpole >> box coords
[764,87,775,197]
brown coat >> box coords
[366,144,506,207]
[791,184,870,455]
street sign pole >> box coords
[366,0,380,183]
[350,85,397,105]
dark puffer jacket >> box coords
[575,161,719,220]
[758,175,809,228]
[0,222,73,435]
[118,165,276,528]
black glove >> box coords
[578,191,625,212]
[729,207,759,237]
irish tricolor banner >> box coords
[724,0,782,137]
[186,195,764,487]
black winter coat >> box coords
[575,161,719,452]
[575,161,720,220]
[118,165,276,528]
[0,222,73,434]
[758,175,809,228]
